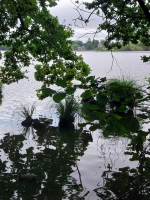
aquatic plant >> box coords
[106,77,143,109]
[107,77,140,89]
[20,104,36,119]
[56,95,81,128]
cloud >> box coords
[50,0,106,41]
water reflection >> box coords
[96,135,150,200]
[0,127,91,199]
[1,110,150,199]
[77,111,150,200]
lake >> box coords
[0,51,150,199]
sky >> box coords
[50,0,106,42]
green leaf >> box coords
[53,93,66,103]
[130,117,140,132]
[113,91,126,98]
[66,87,76,95]
[89,124,99,131]
[42,88,56,95]
[97,93,109,105]
[111,114,122,120]
[84,116,95,122]
[141,136,146,142]
[117,105,127,112]
[112,97,120,102]
[120,125,127,132]
[103,130,110,137]
[56,80,67,88]
[81,90,92,99]
[87,105,100,110]
[125,97,131,101]
[100,77,107,82]
[86,76,95,83]
[130,153,140,161]
[78,123,88,128]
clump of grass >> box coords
[20,104,36,119]
[106,77,143,109]
[108,77,140,89]
[56,95,81,127]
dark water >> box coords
[0,51,150,199]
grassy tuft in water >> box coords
[20,104,36,119]
[108,77,139,89]
[106,77,143,109]
[56,95,81,127]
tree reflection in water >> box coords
[80,107,150,200]
[1,105,150,199]
[0,126,90,200]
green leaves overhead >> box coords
[85,0,150,51]
[0,0,90,88]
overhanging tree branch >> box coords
[137,0,150,24]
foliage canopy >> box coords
[79,0,150,60]
[0,0,90,92]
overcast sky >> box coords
[50,0,106,42]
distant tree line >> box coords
[72,39,150,51]
[118,41,150,51]
[0,46,11,50]
[72,39,105,51]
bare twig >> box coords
[107,50,122,74]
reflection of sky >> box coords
[71,131,138,198]
[50,0,106,42]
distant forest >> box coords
[72,39,150,51]
[0,46,11,50]
[1,41,150,52]
[116,41,150,51]
[72,39,104,51]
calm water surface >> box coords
[77,51,150,84]
[0,51,150,199]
